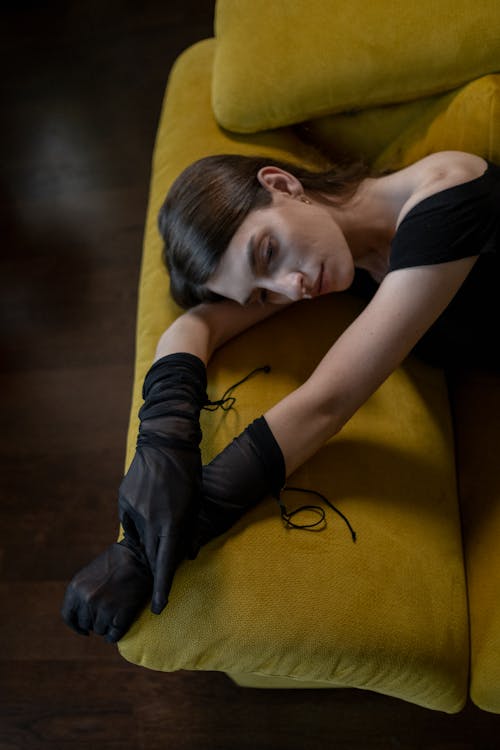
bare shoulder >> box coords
[414,150,488,185]
[395,151,489,229]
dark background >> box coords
[1,2,499,747]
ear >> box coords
[257,166,303,198]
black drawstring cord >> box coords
[201,365,357,543]
[277,486,357,542]
[203,365,271,411]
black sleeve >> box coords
[390,162,500,272]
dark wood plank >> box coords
[2,660,500,750]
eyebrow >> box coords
[243,234,258,306]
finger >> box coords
[112,609,136,631]
[105,627,123,644]
[105,608,137,644]
[64,607,90,636]
[93,608,112,636]
[76,607,93,635]
[144,530,159,577]
[151,535,180,615]
[106,610,136,643]
[61,588,90,636]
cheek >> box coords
[323,260,352,293]
[338,261,356,290]
[325,234,355,291]
[312,216,346,255]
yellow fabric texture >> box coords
[448,372,500,714]
[117,39,469,713]
[298,75,500,170]
[373,75,500,172]
[212,0,500,133]
[298,96,444,167]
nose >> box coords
[265,271,307,301]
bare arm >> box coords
[264,256,479,476]
[154,298,292,364]
[154,256,477,476]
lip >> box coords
[314,265,324,297]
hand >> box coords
[61,419,284,643]
[61,540,153,643]
[118,353,207,614]
[119,441,202,614]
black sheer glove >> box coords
[189,414,356,555]
[188,416,286,557]
[118,353,207,614]
[61,417,281,643]
[61,538,153,643]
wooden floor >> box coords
[1,2,499,748]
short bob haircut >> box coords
[158,154,370,309]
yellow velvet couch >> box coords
[117,1,500,714]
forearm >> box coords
[264,342,391,477]
[155,300,290,365]
[264,382,341,477]
[264,341,396,477]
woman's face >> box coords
[206,190,356,306]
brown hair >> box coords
[158,154,369,309]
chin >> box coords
[343,266,356,290]
[327,264,355,293]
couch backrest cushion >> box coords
[298,95,443,167]
[212,0,500,133]
[373,74,500,172]
[299,74,500,170]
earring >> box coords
[299,195,312,204]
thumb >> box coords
[150,534,179,615]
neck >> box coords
[329,177,401,260]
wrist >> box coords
[246,416,286,497]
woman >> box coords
[62,150,500,643]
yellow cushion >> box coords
[299,75,500,171]
[298,95,444,167]
[448,372,500,714]
[117,40,469,713]
[212,0,500,133]
[373,75,500,172]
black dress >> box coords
[350,160,500,372]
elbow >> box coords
[313,399,346,445]
[330,417,345,439]
[329,415,346,442]
[315,391,356,442]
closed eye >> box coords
[257,237,275,304]
[243,234,286,307]
[263,237,275,267]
